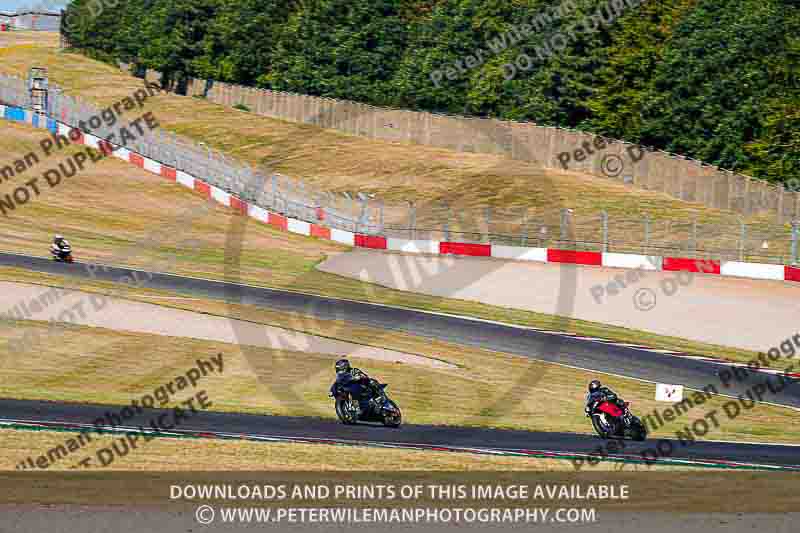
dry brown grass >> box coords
[0,31,790,250]
[1,315,798,443]
[0,428,691,472]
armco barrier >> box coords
[268,213,288,231]
[663,257,721,274]
[491,246,547,262]
[547,249,602,266]
[440,242,491,257]
[602,252,661,271]
[160,165,177,181]
[355,234,388,249]
[230,195,248,215]
[785,266,800,282]
[194,180,211,198]
[2,104,800,285]
[720,261,785,281]
[310,224,332,240]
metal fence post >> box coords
[739,220,746,261]
[691,218,698,256]
[560,208,569,243]
[601,211,609,253]
[643,216,650,254]
[485,207,492,244]
[521,210,528,247]
[792,221,799,265]
[443,202,451,242]
[409,201,417,241]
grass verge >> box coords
[1,313,798,443]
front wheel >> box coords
[628,417,648,441]
[591,413,617,439]
[335,396,359,425]
[381,403,402,428]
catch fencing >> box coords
[0,72,384,235]
[128,66,800,225]
[1,71,799,265]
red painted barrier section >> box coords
[316,207,326,221]
[230,196,248,215]
[68,128,84,145]
[439,242,492,257]
[310,225,331,240]
[663,257,721,274]
[547,249,602,265]
[355,234,388,249]
[268,213,288,230]
[161,166,177,181]
[194,180,210,198]
[785,266,800,282]
[98,140,114,156]
[129,153,145,168]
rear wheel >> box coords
[629,418,648,441]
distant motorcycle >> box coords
[588,398,647,441]
[332,379,402,428]
[51,243,73,263]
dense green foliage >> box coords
[63,0,800,183]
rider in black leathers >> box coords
[51,235,71,260]
[329,359,382,415]
[584,379,626,417]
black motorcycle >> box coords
[588,398,647,441]
[51,243,73,263]
[332,379,402,428]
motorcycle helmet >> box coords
[588,379,601,393]
[54,234,63,241]
[335,359,351,374]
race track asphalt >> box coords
[3,398,800,468]
[1,251,799,468]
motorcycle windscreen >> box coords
[596,401,623,417]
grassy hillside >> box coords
[0,32,795,261]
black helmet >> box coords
[588,379,601,393]
[335,359,351,373]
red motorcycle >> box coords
[588,399,647,441]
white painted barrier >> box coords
[143,158,161,175]
[83,133,100,149]
[491,246,548,262]
[387,238,440,254]
[288,219,311,236]
[210,186,231,207]
[721,261,785,281]
[113,147,131,162]
[176,170,195,189]
[331,228,355,246]
[248,204,270,224]
[602,253,662,271]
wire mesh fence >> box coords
[1,71,799,265]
